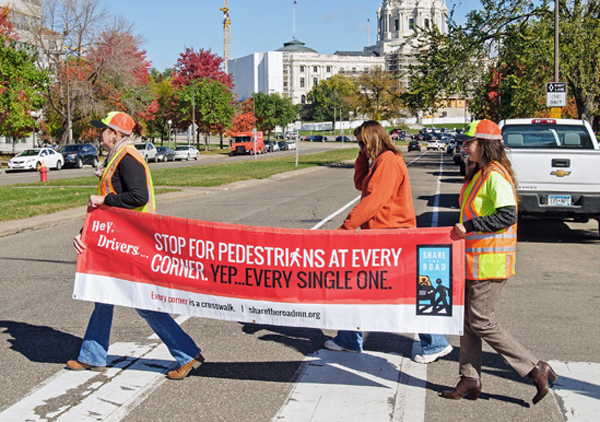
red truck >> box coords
[231,131,264,155]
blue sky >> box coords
[102,0,476,72]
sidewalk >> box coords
[0,165,326,238]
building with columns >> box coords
[228,39,385,106]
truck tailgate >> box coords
[507,149,600,193]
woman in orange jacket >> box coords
[324,121,452,363]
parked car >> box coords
[335,136,351,142]
[134,142,158,162]
[7,148,64,171]
[305,135,327,142]
[446,139,457,154]
[391,132,405,141]
[286,141,296,150]
[426,140,445,151]
[174,145,199,161]
[272,140,280,152]
[286,131,299,140]
[156,146,175,162]
[277,141,289,151]
[275,133,284,139]
[407,140,422,152]
[59,144,98,168]
[264,140,275,153]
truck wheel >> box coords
[76,158,83,168]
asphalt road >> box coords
[0,148,598,421]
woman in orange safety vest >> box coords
[440,120,557,404]
[68,112,203,380]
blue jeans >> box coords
[331,330,363,352]
[420,334,449,355]
[332,331,448,354]
[77,303,201,367]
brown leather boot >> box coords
[528,361,558,404]
[440,376,482,400]
[66,360,104,372]
[167,353,205,380]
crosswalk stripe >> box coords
[0,339,177,421]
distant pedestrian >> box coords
[323,121,452,364]
[440,120,557,403]
[68,112,204,380]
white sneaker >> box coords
[324,339,360,353]
[413,344,453,364]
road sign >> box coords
[546,82,567,107]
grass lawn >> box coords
[0,148,359,222]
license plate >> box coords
[548,195,571,206]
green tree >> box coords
[409,0,600,126]
[307,74,356,124]
[254,93,299,139]
[345,66,404,121]
[146,68,175,145]
[0,8,48,148]
[176,78,235,150]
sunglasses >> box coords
[358,141,365,148]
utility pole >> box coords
[554,0,559,81]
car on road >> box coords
[446,139,457,154]
[305,135,327,142]
[272,141,280,152]
[59,144,99,168]
[426,140,445,151]
[407,140,422,152]
[174,145,199,161]
[335,136,351,142]
[277,141,288,151]
[286,131,299,140]
[156,146,175,162]
[286,141,296,150]
[264,140,276,153]
[7,148,64,171]
[134,142,158,162]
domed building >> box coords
[227,0,450,107]
[365,0,449,77]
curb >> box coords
[0,164,334,238]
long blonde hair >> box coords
[358,120,403,160]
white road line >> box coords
[548,361,600,422]
[430,153,444,229]
[0,328,181,421]
[310,196,361,230]
[273,350,407,421]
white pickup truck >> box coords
[499,118,600,234]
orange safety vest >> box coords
[459,162,517,280]
[97,145,156,213]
